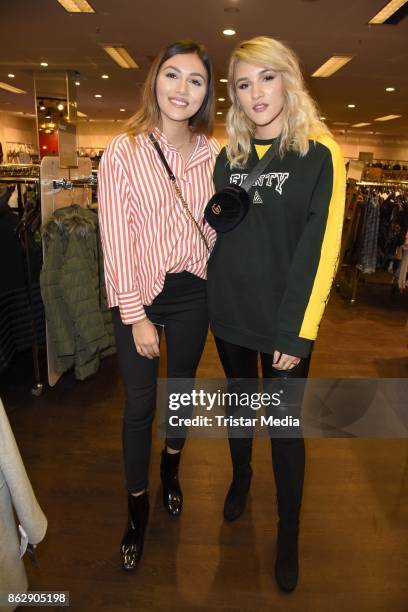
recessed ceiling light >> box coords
[101,74,109,79]
[56,0,95,12]
[347,104,356,108]
[102,46,139,69]
[57,103,64,110]
[217,111,223,115]
[386,87,395,92]
[223,29,236,36]
[0,82,26,94]
[218,97,226,102]
[374,114,402,122]
[219,78,228,83]
[320,116,326,120]
[119,108,126,111]
[352,122,371,127]
[368,0,407,24]
[312,55,353,78]
[94,94,102,98]
[75,81,80,86]
[39,105,46,110]
[45,115,51,119]
[40,62,48,67]
[7,73,15,78]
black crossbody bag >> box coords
[149,133,209,251]
[204,143,278,233]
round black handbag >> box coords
[204,186,250,233]
[204,144,277,233]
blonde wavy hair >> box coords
[226,36,331,168]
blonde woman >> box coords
[207,37,346,592]
[98,40,217,570]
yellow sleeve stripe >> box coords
[299,135,346,340]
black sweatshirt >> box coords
[206,134,346,358]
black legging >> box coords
[113,272,209,493]
[214,337,311,522]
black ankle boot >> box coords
[121,491,149,571]
[160,450,183,516]
[223,465,252,521]
[274,519,299,592]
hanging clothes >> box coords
[356,193,381,274]
[0,187,45,373]
[40,205,115,381]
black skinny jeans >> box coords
[215,337,311,523]
[113,272,209,493]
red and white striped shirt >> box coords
[98,129,219,324]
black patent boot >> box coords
[160,449,183,516]
[274,518,299,592]
[121,490,149,571]
[223,464,253,521]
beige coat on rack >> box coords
[0,398,47,611]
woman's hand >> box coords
[132,319,160,359]
[273,351,301,371]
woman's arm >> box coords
[98,145,145,325]
[275,138,346,359]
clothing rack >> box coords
[336,180,408,303]
[52,175,97,190]
[0,177,40,218]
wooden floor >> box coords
[2,281,407,612]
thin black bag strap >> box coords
[148,133,209,251]
[241,141,278,192]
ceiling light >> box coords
[374,114,402,121]
[347,104,356,108]
[320,116,326,120]
[352,123,372,127]
[94,94,102,98]
[39,105,46,110]
[45,115,51,119]
[386,87,395,92]
[57,103,64,110]
[119,108,126,111]
[219,78,228,83]
[218,97,226,102]
[312,55,353,77]
[0,82,26,94]
[55,0,95,12]
[8,73,15,78]
[77,111,87,117]
[368,0,407,24]
[101,74,109,79]
[40,62,48,67]
[217,111,223,115]
[75,81,80,86]
[223,29,236,36]
[103,46,139,69]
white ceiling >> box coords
[0,0,407,136]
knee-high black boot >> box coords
[121,490,149,571]
[160,449,183,516]
[272,438,305,592]
[224,437,253,521]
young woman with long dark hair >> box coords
[98,40,217,570]
[207,36,346,592]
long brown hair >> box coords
[124,40,215,138]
